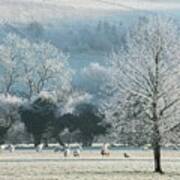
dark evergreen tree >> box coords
[19,96,56,147]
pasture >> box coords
[0,147,180,180]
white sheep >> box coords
[0,144,7,151]
[7,144,15,153]
[73,149,80,157]
[73,144,82,157]
[101,143,110,156]
[36,144,44,152]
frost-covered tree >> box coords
[56,90,92,116]
[0,33,73,100]
[0,94,22,144]
[21,42,73,99]
[0,34,31,96]
[103,16,180,173]
[79,63,111,99]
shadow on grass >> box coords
[166,172,180,177]
[67,170,180,177]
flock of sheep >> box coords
[0,143,109,156]
[52,144,82,157]
[0,143,130,158]
[0,144,82,157]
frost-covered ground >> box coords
[0,149,180,180]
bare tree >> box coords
[21,42,73,100]
[103,16,180,173]
[0,94,22,144]
[0,33,73,100]
[0,34,31,96]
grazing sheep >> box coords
[101,143,110,157]
[36,144,44,152]
[123,152,130,158]
[63,146,71,157]
[7,144,15,152]
[73,144,82,157]
[73,149,80,157]
[0,144,7,151]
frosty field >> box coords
[0,149,180,180]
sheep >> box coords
[123,152,130,158]
[73,149,80,157]
[7,144,15,153]
[73,145,82,157]
[101,143,110,157]
[0,144,15,152]
[36,144,44,152]
[0,144,7,152]
[64,148,71,157]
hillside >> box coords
[0,0,180,95]
[0,0,180,24]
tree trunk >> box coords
[153,142,163,173]
[152,107,164,174]
[44,138,49,148]
[34,134,42,147]
[152,51,164,174]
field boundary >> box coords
[0,158,180,163]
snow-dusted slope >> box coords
[0,0,180,24]
[0,0,129,24]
